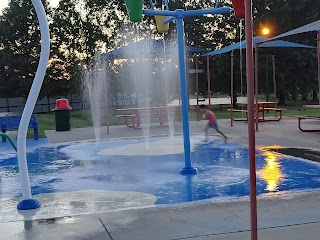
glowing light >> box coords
[262,27,270,35]
[258,151,283,192]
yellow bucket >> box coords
[155,16,169,33]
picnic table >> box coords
[291,115,320,132]
[291,105,320,132]
[257,101,286,121]
[116,106,181,129]
[228,101,287,123]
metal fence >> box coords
[0,94,151,113]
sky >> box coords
[0,0,60,12]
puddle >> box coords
[267,148,320,163]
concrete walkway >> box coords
[45,117,320,150]
[1,191,319,239]
[1,117,319,239]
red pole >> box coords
[317,31,320,105]
[245,1,258,240]
[207,55,211,109]
[196,56,199,121]
[255,45,259,131]
[230,51,234,126]
[272,55,276,104]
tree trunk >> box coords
[301,92,307,101]
[312,89,318,101]
[278,88,286,106]
[233,94,238,108]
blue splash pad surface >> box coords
[0,137,319,204]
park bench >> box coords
[291,115,320,132]
[227,109,248,121]
[0,114,38,142]
[116,106,181,129]
[115,114,138,129]
[259,107,287,121]
[227,107,287,122]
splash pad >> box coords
[1,135,320,222]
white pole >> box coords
[17,0,50,206]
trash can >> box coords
[54,98,72,131]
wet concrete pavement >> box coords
[1,190,320,239]
[45,117,320,150]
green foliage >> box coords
[0,0,49,97]
[0,0,319,105]
[253,0,319,103]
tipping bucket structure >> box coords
[124,0,144,22]
[231,0,245,19]
[155,16,169,33]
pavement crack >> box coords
[212,202,251,224]
[96,214,114,240]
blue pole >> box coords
[163,16,175,24]
[176,10,197,175]
[143,9,176,17]
[149,0,154,10]
[182,7,230,17]
[143,8,230,18]
[215,0,220,8]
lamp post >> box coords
[262,26,270,102]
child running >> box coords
[199,104,227,142]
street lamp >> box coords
[262,27,270,35]
[261,26,270,102]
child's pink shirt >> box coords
[204,109,216,123]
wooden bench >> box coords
[159,108,182,125]
[291,115,320,132]
[259,108,287,121]
[228,108,287,122]
[115,112,162,129]
[227,109,248,121]
[115,114,138,129]
[0,114,38,142]
[117,106,181,128]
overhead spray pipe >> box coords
[215,0,220,8]
[16,0,50,210]
[163,0,169,10]
[145,8,230,18]
[149,0,154,10]
[149,0,169,11]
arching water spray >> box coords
[122,32,153,150]
[162,35,175,139]
[83,56,109,143]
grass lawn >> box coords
[28,111,92,138]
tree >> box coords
[253,0,319,104]
[0,0,51,98]
[49,0,107,97]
